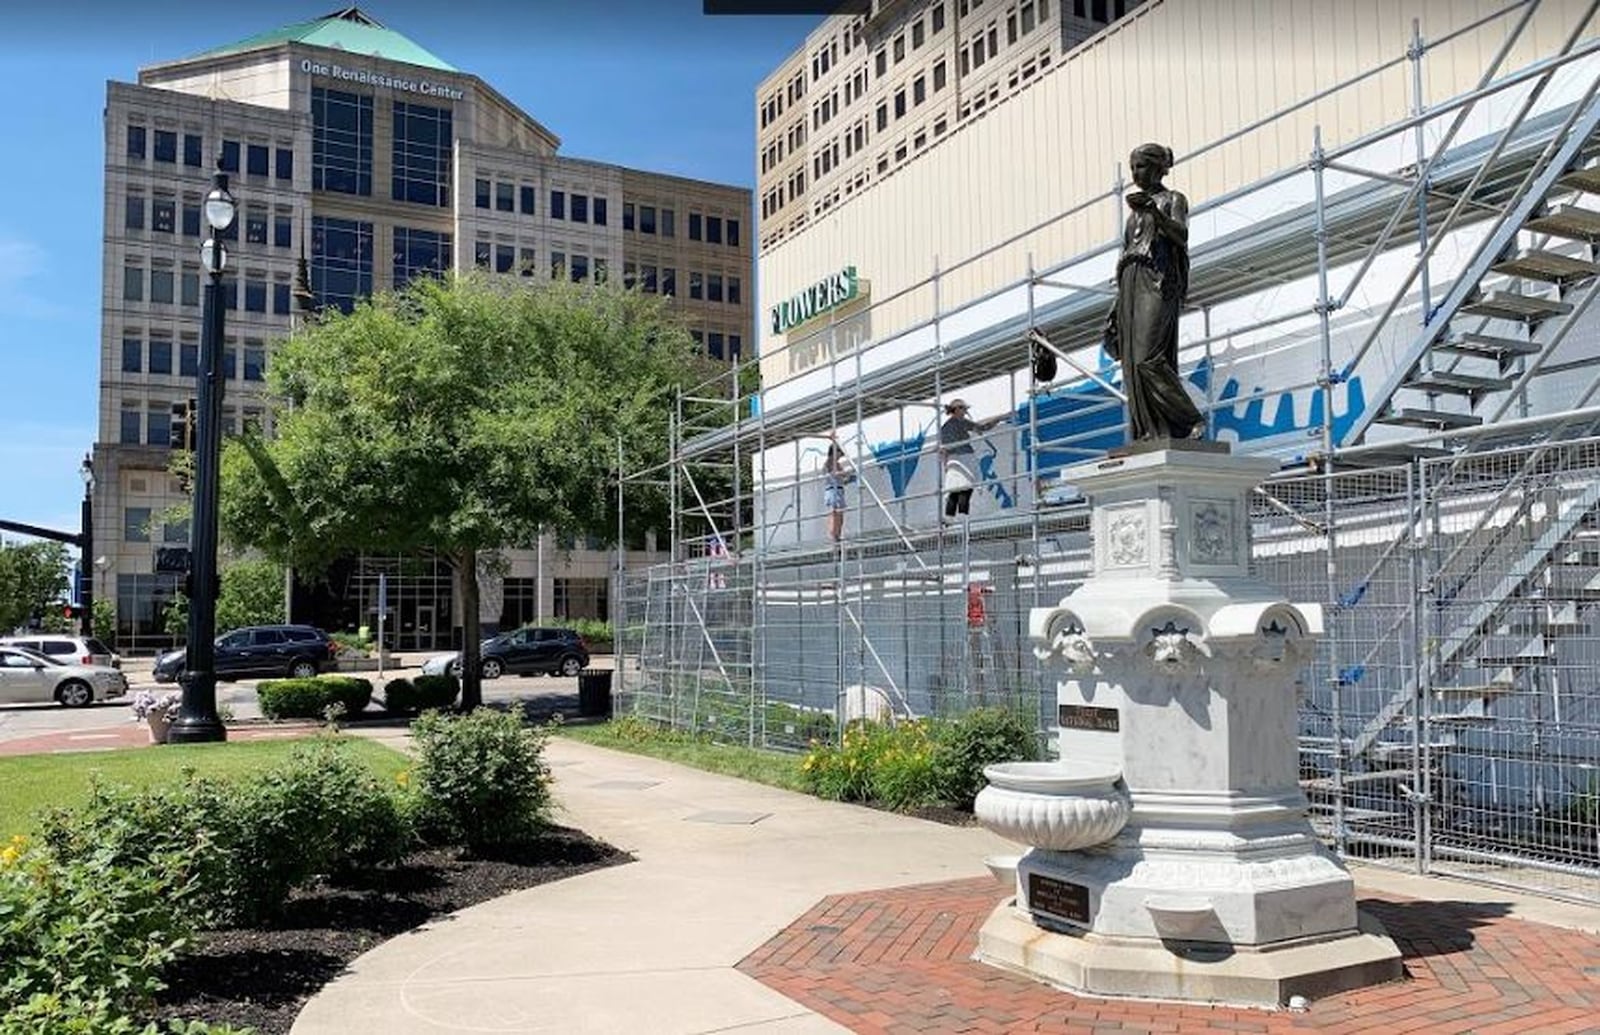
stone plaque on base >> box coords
[1028,872,1090,926]
[1058,704,1120,732]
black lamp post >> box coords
[77,455,94,637]
[169,160,236,745]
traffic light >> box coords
[170,398,197,453]
[62,605,83,620]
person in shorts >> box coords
[823,435,853,542]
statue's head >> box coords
[1129,142,1175,188]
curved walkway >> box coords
[295,738,1600,1035]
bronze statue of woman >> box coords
[1105,142,1204,441]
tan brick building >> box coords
[94,7,753,651]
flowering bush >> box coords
[128,690,182,723]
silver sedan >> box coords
[0,646,129,707]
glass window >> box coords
[895,89,906,118]
[163,519,189,544]
[220,139,240,172]
[181,271,199,307]
[124,507,151,543]
[641,264,658,293]
[707,274,723,302]
[310,215,374,314]
[273,281,291,314]
[639,205,656,234]
[593,198,608,226]
[148,337,171,373]
[875,50,886,77]
[727,219,740,248]
[274,214,292,249]
[391,100,453,206]
[550,251,565,278]
[182,202,200,237]
[520,247,537,277]
[689,271,703,300]
[934,61,947,91]
[496,181,514,212]
[125,194,145,231]
[247,143,269,176]
[570,194,588,223]
[913,19,925,47]
[594,257,608,283]
[121,337,142,373]
[180,342,198,376]
[127,125,145,159]
[475,178,490,208]
[728,276,742,305]
[622,262,636,289]
[276,147,294,181]
[661,267,676,295]
[520,185,535,215]
[570,254,589,282]
[706,217,723,245]
[393,227,453,290]
[150,268,174,305]
[311,88,373,196]
[245,279,266,312]
[708,332,725,359]
[660,208,674,237]
[183,133,202,167]
[877,102,888,131]
[147,407,171,447]
[729,334,742,359]
[623,203,634,231]
[222,347,237,380]
[152,197,174,234]
[474,241,490,268]
[119,410,141,445]
[154,129,176,163]
[688,212,702,240]
[246,212,267,244]
[495,243,514,274]
[894,34,905,62]
[221,278,237,310]
[914,77,926,105]
[123,265,143,302]
[244,348,265,381]
[550,190,566,219]
[933,2,945,31]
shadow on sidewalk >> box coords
[1358,897,1513,958]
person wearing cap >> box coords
[938,399,1004,522]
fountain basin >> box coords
[975,762,1130,851]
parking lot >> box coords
[0,654,613,748]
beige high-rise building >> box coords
[94,7,752,652]
[756,0,1141,252]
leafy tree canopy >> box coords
[220,273,695,705]
[0,540,71,633]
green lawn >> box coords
[0,736,409,838]
[554,722,807,793]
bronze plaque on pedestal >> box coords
[1028,872,1090,926]
[1058,704,1120,732]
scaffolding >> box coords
[616,1,1600,903]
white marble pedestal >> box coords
[974,445,1402,1007]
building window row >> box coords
[126,122,292,182]
[811,37,839,82]
[621,202,674,237]
[311,215,373,314]
[685,270,742,305]
[687,329,744,362]
[394,227,453,291]
[621,262,675,295]
[686,212,741,248]
[474,179,609,226]
[312,87,374,196]
[812,88,839,130]
[392,100,453,207]
[121,262,297,317]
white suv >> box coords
[1,635,120,669]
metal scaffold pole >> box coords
[1312,123,1346,856]
[1026,252,1045,736]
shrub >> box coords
[0,836,200,1023]
[386,674,459,715]
[410,709,552,853]
[932,707,1041,810]
[1,991,257,1034]
[257,676,371,719]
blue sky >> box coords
[0,0,815,537]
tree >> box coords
[220,273,694,708]
[0,540,70,633]
[163,558,286,640]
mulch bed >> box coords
[146,826,629,1035]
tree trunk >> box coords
[456,547,483,710]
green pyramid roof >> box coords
[192,7,456,72]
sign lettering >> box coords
[769,265,859,335]
[300,59,465,101]
[1028,872,1090,926]
[1058,704,1120,732]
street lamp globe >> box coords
[78,454,93,490]
[203,179,236,232]
[200,238,228,276]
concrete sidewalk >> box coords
[294,738,1600,1035]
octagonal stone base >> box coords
[976,900,1403,1009]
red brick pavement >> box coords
[737,877,1600,1035]
[0,721,323,756]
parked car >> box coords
[152,625,337,683]
[0,646,128,707]
[1,634,120,669]
[421,627,591,680]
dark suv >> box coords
[474,627,590,679]
[153,625,337,683]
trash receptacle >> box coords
[577,668,613,719]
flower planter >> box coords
[974,761,1131,852]
[147,713,174,744]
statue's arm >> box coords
[1155,190,1189,247]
